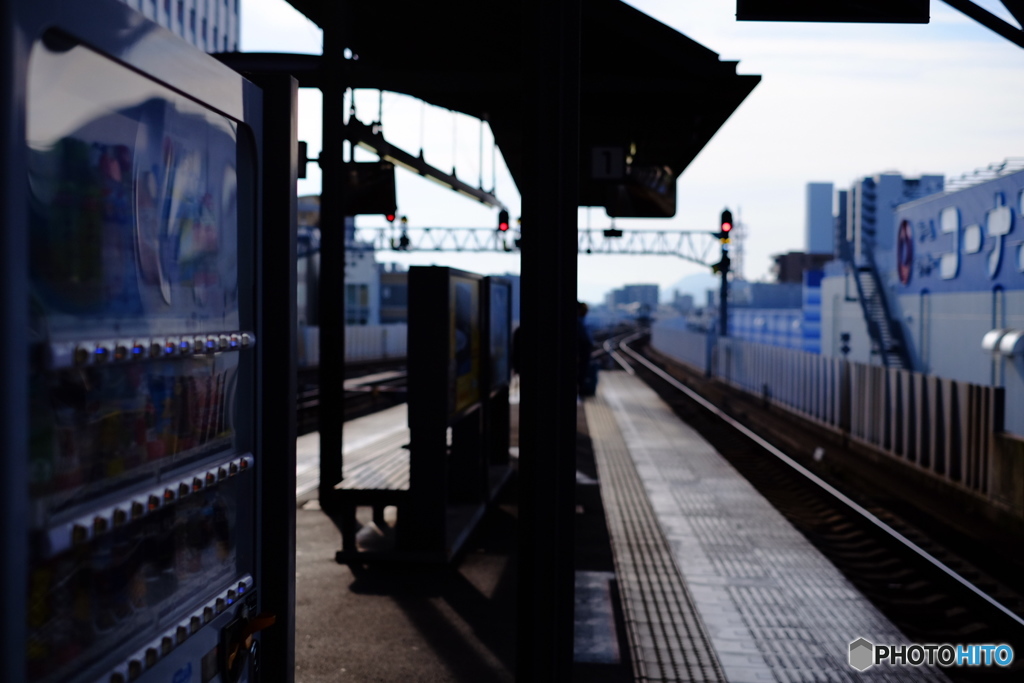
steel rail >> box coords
[617,332,1024,630]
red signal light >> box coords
[721,222,732,233]
[385,213,396,223]
[498,209,510,232]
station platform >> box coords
[291,370,950,682]
[587,370,948,682]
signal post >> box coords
[715,208,733,337]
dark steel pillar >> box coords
[0,4,28,678]
[319,22,347,504]
[252,73,299,683]
[516,0,581,680]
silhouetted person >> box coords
[578,301,596,397]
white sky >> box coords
[240,0,1024,304]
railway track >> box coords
[297,368,408,434]
[614,334,1024,681]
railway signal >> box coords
[719,208,733,243]
[498,209,510,232]
[716,208,733,337]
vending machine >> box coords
[1,2,289,682]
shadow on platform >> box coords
[294,403,632,683]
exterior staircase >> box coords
[839,178,912,369]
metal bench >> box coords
[333,431,410,559]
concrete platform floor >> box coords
[292,399,633,683]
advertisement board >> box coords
[487,279,511,391]
[450,276,481,415]
[895,170,1024,294]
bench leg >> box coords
[372,505,388,531]
[340,502,358,553]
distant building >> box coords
[606,283,659,309]
[806,182,834,254]
[821,171,945,365]
[846,173,944,264]
[729,281,803,309]
[772,252,834,284]
[379,265,408,324]
[672,291,695,314]
[115,0,239,52]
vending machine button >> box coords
[161,636,174,655]
[237,582,247,595]
[114,345,129,361]
[110,673,125,683]
[218,467,228,481]
[203,606,214,623]
[179,338,192,355]
[193,477,204,492]
[216,598,226,614]
[239,458,249,471]
[226,590,236,605]
[132,342,146,358]
[164,340,177,356]
[93,516,109,534]
[74,347,91,366]
[229,462,239,475]
[132,501,146,518]
[71,524,88,545]
[177,626,189,643]
[145,648,158,667]
[150,342,163,358]
[148,495,161,511]
[240,333,254,348]
[219,335,230,350]
[94,345,110,363]
[178,482,190,498]
[190,616,201,633]
[206,471,217,486]
[163,488,175,503]
[229,334,240,349]
[205,336,218,353]
[127,660,142,680]
[113,509,127,526]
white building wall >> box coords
[820,272,875,365]
[897,289,1024,435]
[345,246,381,325]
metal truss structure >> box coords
[344,226,723,266]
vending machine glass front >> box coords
[25,33,257,683]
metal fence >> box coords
[650,324,712,376]
[653,331,1005,499]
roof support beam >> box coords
[941,0,1024,48]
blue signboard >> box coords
[895,169,1024,293]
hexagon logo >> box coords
[849,638,875,671]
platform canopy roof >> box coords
[281,0,759,210]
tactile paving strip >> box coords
[599,371,950,683]
[585,395,727,682]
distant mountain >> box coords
[663,272,718,302]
